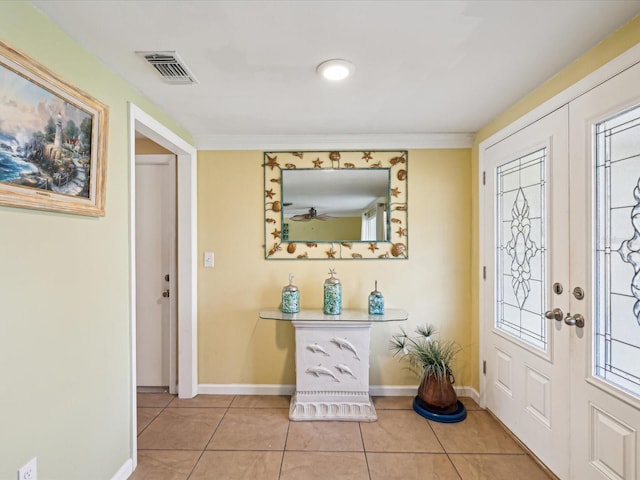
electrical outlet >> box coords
[17,457,37,480]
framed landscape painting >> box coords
[0,40,108,216]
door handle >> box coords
[162,289,170,298]
[563,312,585,328]
[545,308,564,321]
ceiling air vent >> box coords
[136,51,198,85]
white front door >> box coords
[569,61,640,480]
[135,154,177,388]
[482,106,571,478]
[482,61,640,479]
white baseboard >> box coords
[198,383,480,404]
[198,383,296,395]
[111,458,132,480]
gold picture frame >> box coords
[0,40,108,216]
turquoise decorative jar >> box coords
[368,280,384,315]
[323,268,342,315]
[281,273,300,313]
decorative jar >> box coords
[368,280,384,315]
[323,269,342,315]
[281,273,300,313]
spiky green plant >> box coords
[389,324,461,383]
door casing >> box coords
[128,103,198,471]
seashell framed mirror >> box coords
[264,150,408,260]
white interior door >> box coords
[569,61,640,480]
[135,154,176,388]
[482,106,571,478]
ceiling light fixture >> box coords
[316,59,354,81]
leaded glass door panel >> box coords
[482,106,571,479]
[569,61,640,480]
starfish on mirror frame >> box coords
[264,155,279,170]
[271,229,281,239]
[368,242,379,253]
[265,188,275,199]
[313,158,323,168]
[362,152,373,161]
[391,187,400,197]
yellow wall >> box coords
[470,16,640,391]
[0,3,192,479]
[287,216,361,241]
[136,137,172,154]
[198,148,473,387]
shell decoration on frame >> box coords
[391,243,407,258]
[263,150,408,259]
[329,151,341,162]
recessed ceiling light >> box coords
[316,59,354,81]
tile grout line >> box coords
[359,420,373,480]
[423,416,464,480]
[136,393,175,438]
[278,414,292,480]
[184,395,236,480]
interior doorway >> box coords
[129,103,198,472]
[135,153,177,391]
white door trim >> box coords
[479,42,640,410]
[128,103,198,470]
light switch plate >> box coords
[204,252,214,268]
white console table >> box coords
[259,308,408,422]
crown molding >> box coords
[194,133,475,151]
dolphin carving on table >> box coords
[335,363,357,378]
[330,337,360,360]
[306,365,340,382]
[306,343,330,356]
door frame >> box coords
[128,103,198,470]
[479,43,640,411]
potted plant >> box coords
[390,324,461,413]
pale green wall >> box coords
[0,3,191,479]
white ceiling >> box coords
[32,1,640,149]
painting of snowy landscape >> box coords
[0,40,107,215]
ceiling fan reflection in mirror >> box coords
[289,207,334,222]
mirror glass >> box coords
[282,169,390,242]
[264,150,408,260]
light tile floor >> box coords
[131,394,554,480]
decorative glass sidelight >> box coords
[496,149,547,350]
[595,105,640,397]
